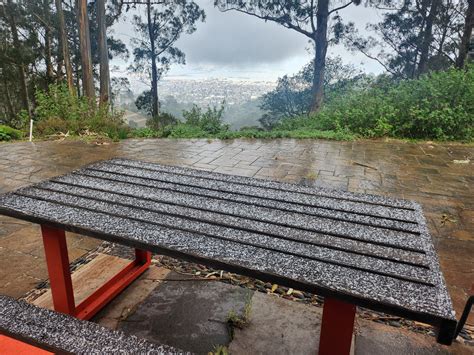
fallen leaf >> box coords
[287,288,294,295]
[271,284,278,293]
[414,321,430,328]
[440,214,457,225]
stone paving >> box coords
[0,138,473,342]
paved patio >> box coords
[0,138,472,352]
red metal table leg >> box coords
[41,225,75,315]
[41,225,151,320]
[318,298,356,355]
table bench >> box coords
[0,295,182,353]
[0,158,458,354]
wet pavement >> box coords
[0,138,472,331]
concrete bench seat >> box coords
[0,295,185,354]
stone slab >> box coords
[229,292,323,355]
[119,271,253,354]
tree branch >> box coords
[329,1,354,15]
[356,46,399,76]
[219,7,314,38]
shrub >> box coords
[131,127,162,138]
[182,103,229,134]
[167,124,207,138]
[0,125,22,141]
[303,65,474,141]
[33,84,127,139]
[146,112,179,130]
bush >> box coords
[146,112,178,130]
[131,127,162,138]
[305,66,474,141]
[167,124,208,138]
[182,103,229,134]
[33,84,127,139]
[0,125,22,141]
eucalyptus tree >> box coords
[260,56,363,126]
[1,0,32,118]
[55,0,74,94]
[77,0,95,100]
[97,0,110,105]
[456,0,474,68]
[346,0,469,78]
[129,0,204,120]
[215,0,363,113]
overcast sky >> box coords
[110,0,386,82]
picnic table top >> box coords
[0,158,457,343]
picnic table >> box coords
[0,158,458,354]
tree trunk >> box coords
[147,0,159,118]
[55,0,75,94]
[77,0,95,101]
[97,0,110,106]
[310,0,329,114]
[5,0,32,118]
[456,0,474,68]
[417,0,440,76]
[2,69,15,121]
[43,0,54,84]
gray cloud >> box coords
[175,1,310,66]
[111,1,385,80]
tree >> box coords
[77,0,95,100]
[346,0,468,78]
[97,0,110,105]
[2,0,32,119]
[215,0,362,113]
[130,0,204,120]
[456,0,474,68]
[260,56,363,127]
[417,0,441,75]
[55,0,75,94]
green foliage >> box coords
[167,124,208,138]
[226,293,252,340]
[260,56,364,128]
[306,66,474,141]
[33,84,127,139]
[210,345,229,355]
[345,1,466,78]
[0,125,22,141]
[147,112,179,130]
[131,127,162,138]
[182,103,229,134]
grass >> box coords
[209,345,229,355]
[127,126,357,141]
[226,294,252,340]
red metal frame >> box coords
[41,225,151,320]
[318,297,356,355]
